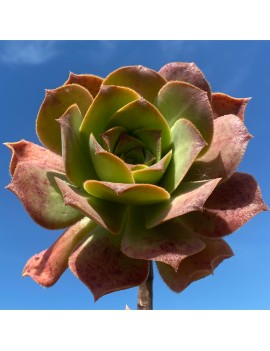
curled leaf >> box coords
[157,237,233,293]
[22,218,96,287]
[211,93,250,121]
[4,139,64,176]
[84,180,170,205]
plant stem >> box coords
[137,261,153,310]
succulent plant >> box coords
[5,62,267,304]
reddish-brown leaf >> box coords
[69,226,149,301]
[212,93,250,121]
[22,218,95,287]
[4,140,64,176]
[157,238,233,292]
[181,172,268,238]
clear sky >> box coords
[1,40,270,310]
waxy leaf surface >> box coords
[211,93,250,121]
[23,218,95,287]
[56,178,126,234]
[155,81,213,145]
[108,98,171,152]
[89,134,134,183]
[122,207,205,270]
[58,104,98,187]
[159,62,211,100]
[37,84,93,154]
[64,73,103,98]
[80,85,139,145]
[157,238,233,292]
[5,140,64,176]
[181,172,268,237]
[103,65,166,103]
[160,118,207,193]
[84,180,170,205]
[69,226,149,301]
[145,178,221,228]
[6,162,83,229]
[186,114,251,181]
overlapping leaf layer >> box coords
[6,63,267,301]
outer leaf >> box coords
[108,98,171,152]
[69,225,149,301]
[64,72,103,98]
[180,172,268,238]
[84,180,170,205]
[55,178,126,234]
[121,207,205,270]
[22,218,96,287]
[185,114,252,181]
[57,104,98,187]
[160,119,207,193]
[145,178,221,228]
[89,134,134,183]
[132,150,172,184]
[36,84,93,155]
[159,62,211,101]
[211,93,250,121]
[6,162,83,229]
[155,81,213,145]
[157,238,233,293]
[102,65,166,103]
[4,140,64,176]
[80,85,139,145]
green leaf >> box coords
[36,84,93,155]
[84,180,170,205]
[132,150,172,184]
[102,65,166,103]
[57,104,98,187]
[69,225,149,301]
[160,118,207,193]
[55,178,127,234]
[23,218,96,287]
[145,178,221,228]
[80,85,139,145]
[6,162,83,229]
[121,207,205,270]
[155,81,213,146]
[108,98,171,152]
[89,134,135,183]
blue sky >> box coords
[1,40,270,310]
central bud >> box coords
[101,127,159,167]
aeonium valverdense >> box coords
[5,62,267,302]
